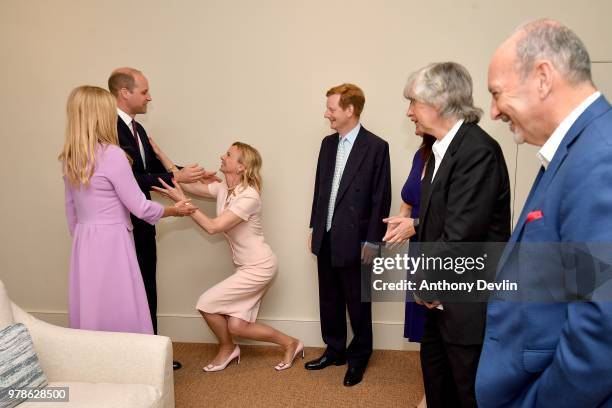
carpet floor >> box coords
[173,342,424,408]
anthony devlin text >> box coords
[372,279,518,292]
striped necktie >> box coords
[326,137,349,231]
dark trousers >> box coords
[317,232,372,367]
[420,310,482,408]
[133,226,158,334]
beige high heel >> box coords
[203,345,241,372]
[275,341,304,371]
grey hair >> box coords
[404,62,483,124]
[514,19,592,85]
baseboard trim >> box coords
[28,311,419,351]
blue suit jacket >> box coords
[476,95,612,407]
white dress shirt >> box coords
[537,91,601,169]
[117,108,147,168]
[431,119,464,180]
[428,119,464,310]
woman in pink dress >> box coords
[58,86,195,334]
[152,141,304,372]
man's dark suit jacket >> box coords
[117,118,175,333]
[117,119,174,233]
[417,121,511,345]
[310,126,391,266]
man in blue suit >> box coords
[476,19,612,407]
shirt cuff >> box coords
[364,241,379,250]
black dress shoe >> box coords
[343,365,366,386]
[304,354,346,370]
[173,360,182,370]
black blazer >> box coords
[418,122,511,345]
[117,119,174,233]
[310,126,392,267]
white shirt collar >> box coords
[537,91,601,169]
[340,123,361,146]
[117,108,134,128]
[431,119,464,179]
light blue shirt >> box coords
[338,122,360,163]
[326,123,360,231]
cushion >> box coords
[0,323,48,408]
[19,382,161,407]
[0,280,15,331]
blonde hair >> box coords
[58,86,119,186]
[232,142,263,193]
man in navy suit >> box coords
[108,68,208,369]
[476,19,612,407]
[306,83,391,386]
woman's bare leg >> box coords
[200,311,236,366]
[227,317,301,364]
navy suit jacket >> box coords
[310,126,391,267]
[476,95,612,407]
[117,119,174,233]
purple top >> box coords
[64,144,164,234]
[400,149,426,219]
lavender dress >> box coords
[401,149,427,342]
[64,144,163,334]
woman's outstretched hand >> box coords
[174,199,197,216]
[153,178,187,202]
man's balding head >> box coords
[108,67,143,97]
[108,67,151,116]
[512,19,592,85]
[488,19,596,146]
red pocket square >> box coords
[526,210,543,223]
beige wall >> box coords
[1,0,611,349]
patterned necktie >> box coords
[131,120,138,141]
[326,137,349,231]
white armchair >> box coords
[0,280,175,408]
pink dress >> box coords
[64,144,164,334]
[196,182,277,322]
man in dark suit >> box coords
[108,68,207,369]
[305,83,391,386]
[386,62,510,407]
[476,19,612,407]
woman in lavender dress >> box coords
[59,86,195,334]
